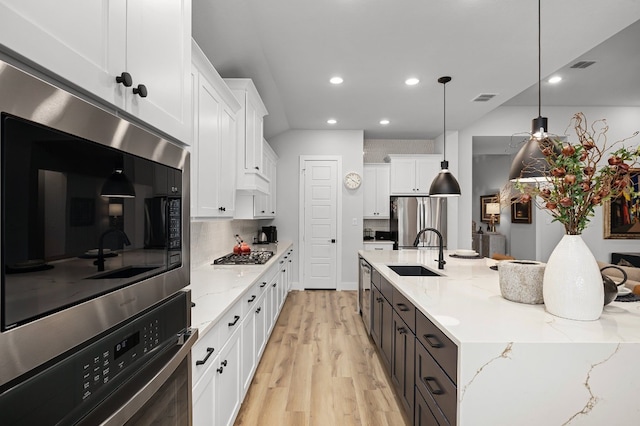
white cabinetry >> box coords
[0,0,192,143]
[224,79,269,194]
[254,141,278,218]
[388,154,442,195]
[192,245,293,426]
[190,41,241,218]
[235,139,278,219]
[364,241,394,251]
[363,164,390,218]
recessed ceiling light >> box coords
[327,119,337,124]
[405,77,419,86]
[380,119,390,125]
[329,76,343,85]
[548,75,562,84]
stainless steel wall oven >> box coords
[0,58,191,423]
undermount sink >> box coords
[89,266,159,280]
[387,265,441,277]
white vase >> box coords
[542,234,603,321]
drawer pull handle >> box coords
[260,281,267,288]
[228,315,240,327]
[248,295,256,303]
[424,333,445,348]
[376,297,384,303]
[397,326,407,334]
[396,302,410,312]
[195,347,215,366]
[423,376,445,395]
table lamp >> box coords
[486,203,500,232]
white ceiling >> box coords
[193,0,640,140]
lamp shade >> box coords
[101,169,135,198]
[429,161,461,197]
[108,203,123,217]
[486,203,500,215]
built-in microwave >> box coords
[0,58,190,391]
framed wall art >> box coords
[603,168,640,239]
[511,197,532,224]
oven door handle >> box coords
[82,328,199,426]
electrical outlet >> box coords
[352,218,358,226]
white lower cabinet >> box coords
[192,246,292,426]
[214,327,242,426]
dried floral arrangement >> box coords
[514,112,639,235]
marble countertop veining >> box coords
[187,241,292,338]
[359,249,640,345]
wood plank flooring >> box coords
[234,290,409,426]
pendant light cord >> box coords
[443,80,447,162]
[537,0,541,118]
[437,76,451,164]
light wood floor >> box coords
[234,290,409,426]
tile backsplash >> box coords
[190,219,262,267]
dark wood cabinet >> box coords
[364,262,458,425]
[371,286,383,347]
[415,387,447,426]
[380,292,394,371]
[392,310,415,417]
[415,326,457,425]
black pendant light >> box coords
[509,0,550,182]
[101,169,136,198]
[429,76,461,197]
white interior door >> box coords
[301,159,338,289]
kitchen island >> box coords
[359,248,640,425]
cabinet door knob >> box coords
[256,307,261,314]
[116,72,132,87]
[133,84,148,98]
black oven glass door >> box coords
[1,113,182,331]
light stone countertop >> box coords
[186,241,293,339]
[359,248,640,425]
[359,248,640,344]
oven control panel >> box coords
[0,291,189,426]
[79,316,162,401]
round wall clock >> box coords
[344,171,362,189]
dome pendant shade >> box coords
[429,161,461,197]
[509,136,556,182]
[101,169,136,198]
[429,76,460,197]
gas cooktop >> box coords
[213,251,274,265]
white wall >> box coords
[458,105,640,263]
[268,130,364,290]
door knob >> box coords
[330,239,336,243]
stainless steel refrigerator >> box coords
[390,196,447,249]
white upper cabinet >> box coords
[191,40,241,218]
[0,0,192,144]
[363,164,390,218]
[224,79,269,194]
[235,139,278,219]
[388,154,442,195]
[253,141,278,218]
